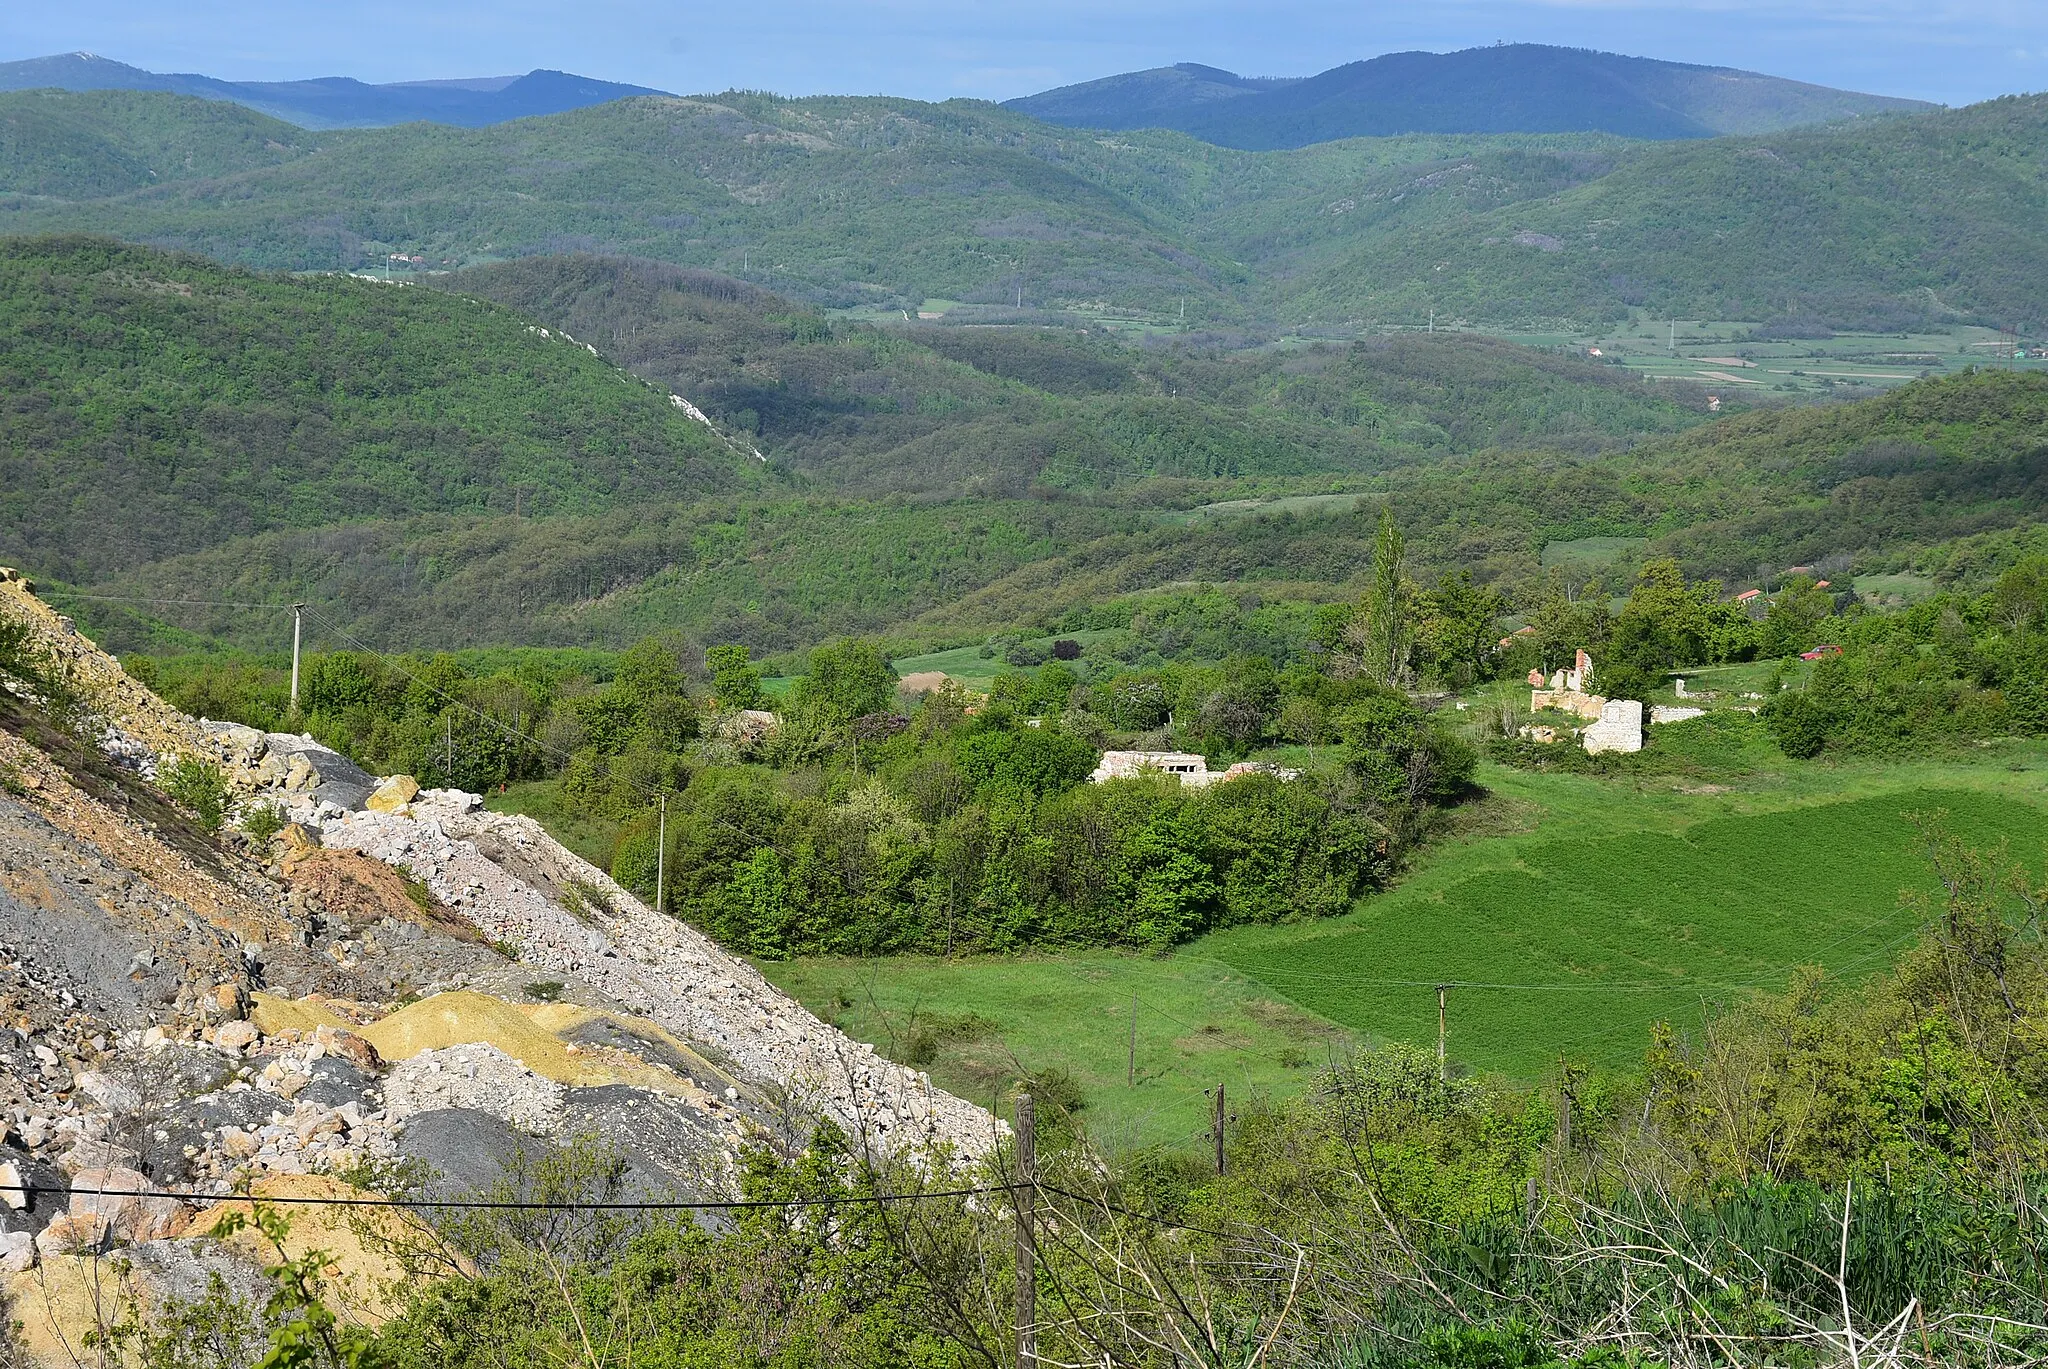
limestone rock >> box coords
[75,1070,142,1114]
[1583,699,1644,755]
[279,823,322,859]
[1650,705,1707,725]
[0,1161,26,1210]
[366,774,420,813]
[313,1025,381,1072]
[36,1212,108,1257]
[59,1139,140,1176]
[213,1020,260,1054]
[69,1166,182,1243]
[0,1230,33,1273]
[213,982,249,1020]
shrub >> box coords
[239,800,285,843]
[161,755,231,833]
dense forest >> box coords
[0,237,739,582]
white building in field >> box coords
[1090,751,1213,785]
[1088,752,1300,788]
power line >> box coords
[32,1180,1012,1213]
[27,1180,1237,1240]
[40,592,295,612]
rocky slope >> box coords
[0,571,997,1360]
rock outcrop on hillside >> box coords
[0,575,998,1361]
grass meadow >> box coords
[760,728,2048,1150]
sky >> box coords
[3,0,2044,108]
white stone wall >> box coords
[1583,699,1643,754]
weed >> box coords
[560,878,615,923]
[395,873,440,914]
[525,981,566,1002]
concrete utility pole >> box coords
[1127,994,1138,1088]
[289,604,305,714]
[1014,1093,1036,1367]
[655,793,668,915]
[1437,984,1450,1083]
[1213,1083,1227,1176]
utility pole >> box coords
[655,793,668,915]
[1437,984,1449,1083]
[1127,994,1138,1088]
[1213,1084,1227,1176]
[1669,318,1676,354]
[289,604,305,716]
[444,714,454,780]
[1014,1093,1036,1368]
[1428,307,1435,333]
[1558,1055,1573,1149]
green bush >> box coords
[160,756,231,833]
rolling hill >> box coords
[437,253,1712,494]
[0,83,2039,331]
[0,236,742,584]
[0,51,665,128]
[1270,92,2048,330]
[1007,45,1933,148]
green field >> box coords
[760,739,2048,1148]
[762,953,1353,1154]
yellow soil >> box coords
[6,1253,146,1368]
[251,992,356,1037]
[191,1173,437,1326]
[252,990,719,1099]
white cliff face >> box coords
[316,794,1002,1159]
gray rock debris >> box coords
[319,795,1002,1159]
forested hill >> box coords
[0,236,741,584]
[0,88,315,198]
[1008,45,1931,148]
[1,87,2042,330]
[437,253,1713,495]
[57,367,2048,659]
[1281,93,2048,330]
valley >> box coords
[2,27,2048,1362]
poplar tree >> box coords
[1349,509,1412,688]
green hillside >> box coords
[0,236,740,583]
[2,86,2042,331]
[0,88,313,198]
[55,367,2048,658]
[1281,94,2048,329]
[439,253,1712,493]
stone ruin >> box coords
[1529,649,1606,722]
[1583,699,1644,754]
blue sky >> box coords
[3,0,2043,107]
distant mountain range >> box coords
[1006,44,1934,148]
[0,51,665,128]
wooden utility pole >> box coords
[1213,1084,1226,1176]
[1127,994,1138,1088]
[1014,1093,1036,1368]
[1437,984,1449,1083]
